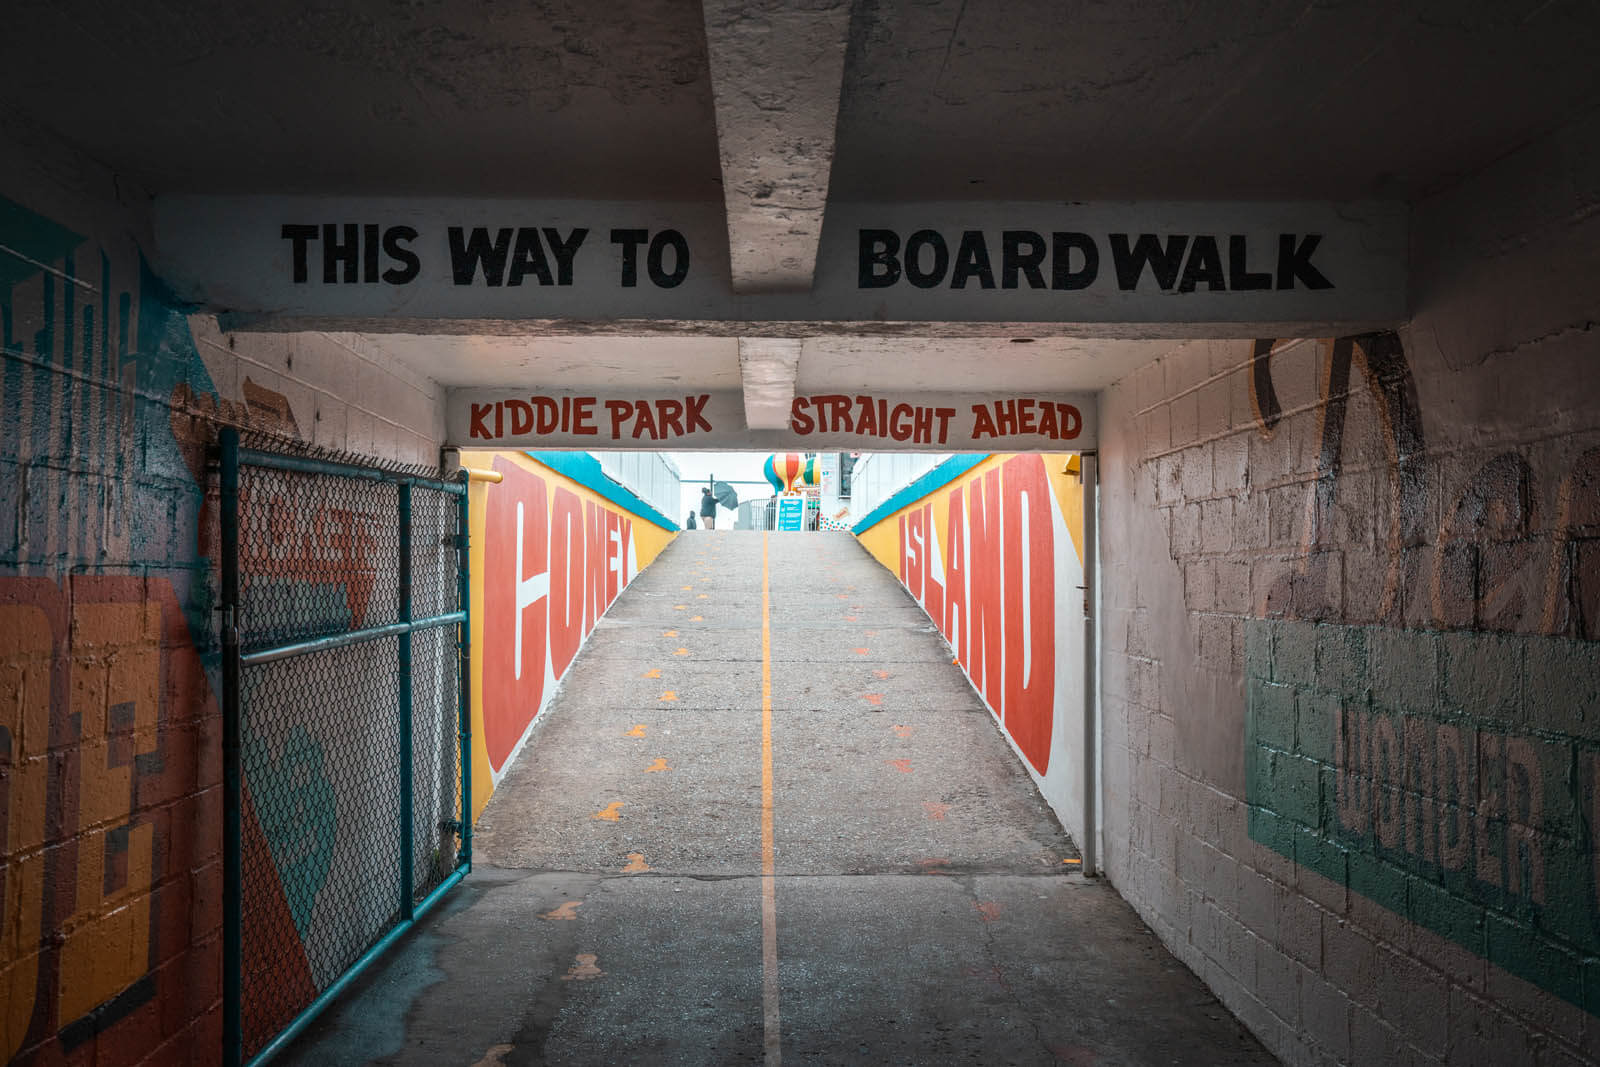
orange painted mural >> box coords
[1,577,221,1063]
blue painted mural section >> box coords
[526,450,679,530]
[852,454,989,534]
[0,194,219,653]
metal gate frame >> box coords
[218,428,472,1066]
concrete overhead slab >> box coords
[702,0,852,294]
[152,193,1402,444]
[737,338,804,429]
[155,195,1406,335]
[280,531,1274,1066]
[7,3,1594,207]
[345,335,1184,395]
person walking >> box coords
[700,486,717,530]
[686,510,697,530]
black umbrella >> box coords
[712,480,739,510]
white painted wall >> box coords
[849,452,953,521]
[590,450,682,523]
[1095,108,1600,1065]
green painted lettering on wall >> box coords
[1245,618,1600,1016]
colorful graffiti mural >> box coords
[463,450,674,819]
[0,189,242,1063]
[855,453,1088,840]
[1239,332,1600,1016]
[0,187,433,1063]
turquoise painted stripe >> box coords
[851,454,990,534]
[525,451,680,531]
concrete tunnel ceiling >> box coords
[5,0,1598,444]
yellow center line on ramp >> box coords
[761,532,781,1065]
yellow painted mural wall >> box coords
[462,451,675,822]
[856,453,1090,847]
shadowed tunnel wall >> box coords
[0,120,673,1066]
[0,124,450,1064]
[1095,109,1600,1065]
[855,453,1090,850]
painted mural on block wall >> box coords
[0,192,340,1064]
[856,453,1089,839]
[461,450,674,821]
[1236,332,1600,1015]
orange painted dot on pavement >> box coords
[975,901,1003,922]
[644,757,669,772]
[625,724,648,737]
[854,647,870,655]
[1062,858,1083,867]
[874,670,891,679]
[621,853,652,873]
[696,593,708,599]
[540,901,583,920]
[642,668,661,678]
[660,691,677,702]
[674,647,689,656]
[673,604,686,610]
[922,801,950,820]
[844,615,858,621]
[562,954,604,981]
[690,615,704,621]
[863,693,882,705]
[865,630,878,637]
[886,758,912,773]
[592,802,624,821]
[892,724,914,737]
[681,585,693,591]
[663,630,678,637]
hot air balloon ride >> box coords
[764,452,807,494]
[764,453,818,530]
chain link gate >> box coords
[218,429,472,1066]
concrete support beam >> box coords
[738,337,803,429]
[701,0,853,293]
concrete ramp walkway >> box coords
[285,531,1275,1066]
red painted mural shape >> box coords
[247,489,382,629]
[896,455,1055,773]
[1000,454,1057,770]
[480,457,631,772]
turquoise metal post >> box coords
[397,481,414,919]
[456,473,472,868]
[220,428,242,1067]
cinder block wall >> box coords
[0,119,445,1065]
[1098,114,1600,1063]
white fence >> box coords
[590,451,682,525]
[848,452,954,522]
